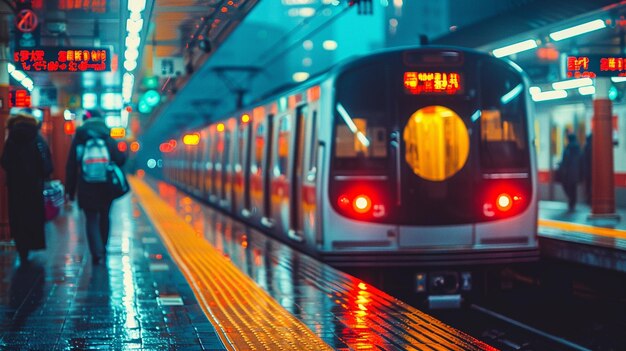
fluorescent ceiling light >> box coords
[7,63,15,73]
[322,40,338,51]
[492,39,538,58]
[531,90,567,102]
[611,77,626,83]
[292,72,309,82]
[126,18,144,33]
[578,86,595,95]
[124,48,139,61]
[549,19,606,41]
[124,60,137,71]
[552,78,593,90]
[529,86,541,95]
[128,0,146,13]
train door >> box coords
[260,114,274,229]
[300,106,319,246]
[220,120,233,209]
[234,116,252,217]
[288,105,306,242]
[250,113,267,221]
[270,112,292,236]
[394,66,478,247]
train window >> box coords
[276,115,291,176]
[333,64,388,171]
[479,62,529,171]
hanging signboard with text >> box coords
[13,47,111,72]
[565,55,626,78]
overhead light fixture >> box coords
[529,86,542,95]
[611,77,626,83]
[126,18,144,34]
[292,72,310,82]
[549,19,606,41]
[124,60,137,71]
[552,78,593,90]
[124,48,139,61]
[578,86,596,95]
[492,39,538,58]
[531,90,567,102]
[128,0,146,13]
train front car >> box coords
[321,47,539,306]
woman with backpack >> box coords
[66,110,126,265]
[1,108,53,264]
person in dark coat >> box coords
[1,110,53,264]
[582,134,592,205]
[66,110,126,265]
[559,133,582,211]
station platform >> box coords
[538,201,626,272]
[0,176,495,351]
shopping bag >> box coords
[43,180,65,221]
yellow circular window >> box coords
[403,105,469,181]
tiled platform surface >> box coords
[539,200,626,272]
[0,196,226,351]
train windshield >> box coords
[333,64,388,172]
[331,51,531,225]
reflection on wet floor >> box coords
[149,179,495,350]
[0,197,225,351]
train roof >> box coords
[201,45,523,128]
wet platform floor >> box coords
[0,195,225,350]
[0,177,496,350]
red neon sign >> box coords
[565,55,626,78]
[15,9,38,33]
[13,47,111,72]
[403,72,462,95]
[11,89,31,107]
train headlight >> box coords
[353,194,372,214]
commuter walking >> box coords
[558,133,582,211]
[66,110,126,265]
[1,108,53,264]
[582,134,592,205]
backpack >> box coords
[80,137,110,183]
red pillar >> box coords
[590,78,619,221]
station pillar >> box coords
[0,4,11,241]
[589,78,620,224]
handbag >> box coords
[107,163,129,199]
[43,180,65,221]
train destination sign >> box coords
[566,55,626,78]
[403,72,462,95]
[13,47,111,72]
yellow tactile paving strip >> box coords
[539,219,626,241]
[129,177,333,351]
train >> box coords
[162,46,539,306]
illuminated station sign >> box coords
[403,72,462,95]
[566,55,626,78]
[13,47,111,72]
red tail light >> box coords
[337,191,382,218]
[496,193,513,211]
[353,194,372,213]
[483,189,524,218]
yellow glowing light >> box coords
[403,105,469,181]
[241,114,250,123]
[110,127,126,138]
[216,123,225,132]
[183,134,200,145]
